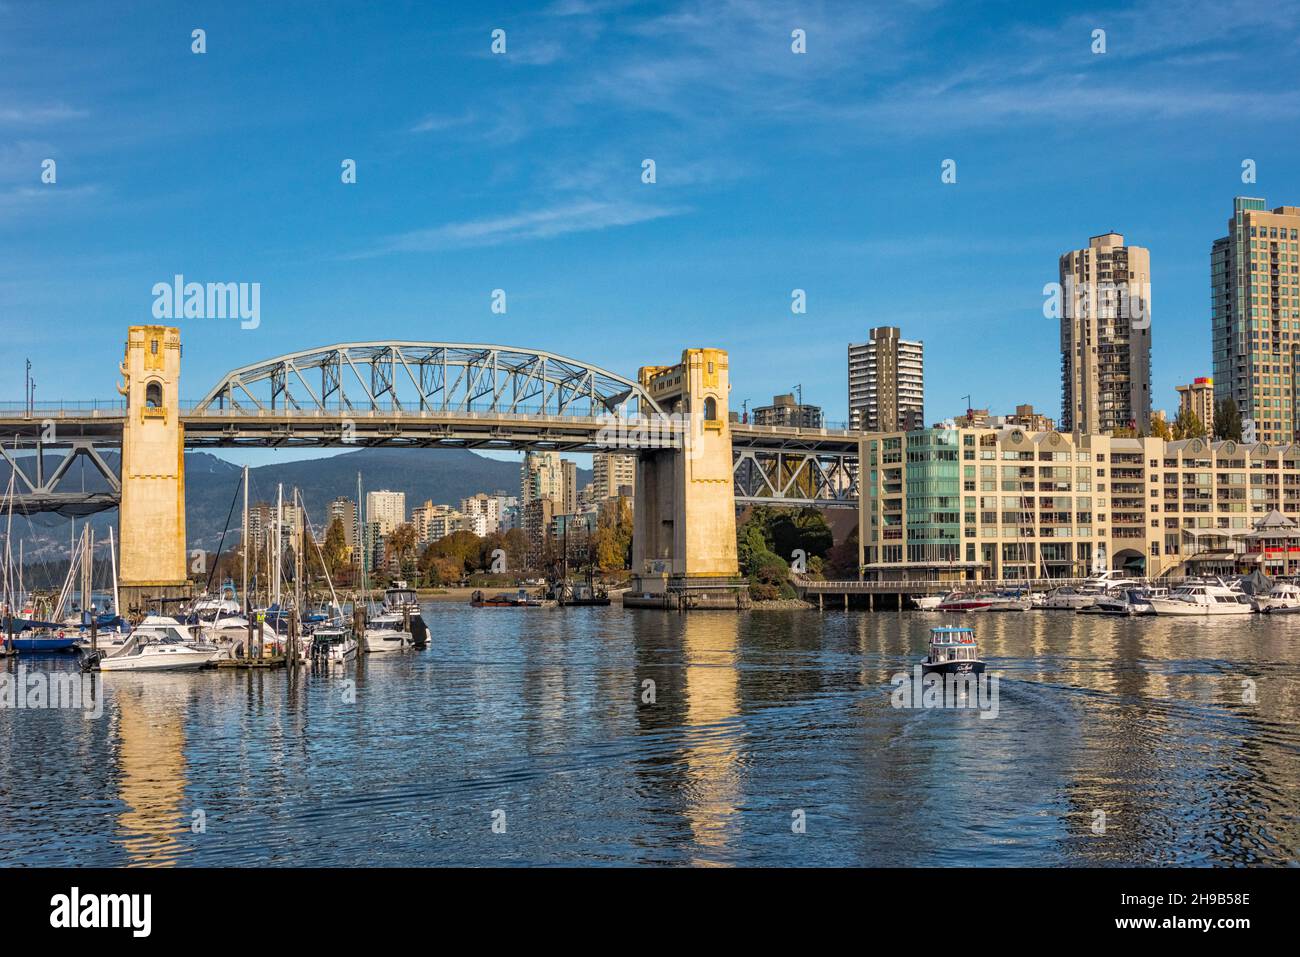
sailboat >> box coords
[298,489,356,663]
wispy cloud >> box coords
[355,199,688,256]
[0,102,86,125]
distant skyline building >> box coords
[1059,231,1152,435]
[365,490,406,535]
[1211,196,1300,444]
[521,451,564,506]
[848,326,924,432]
[752,392,824,429]
[459,493,501,537]
[1176,377,1215,433]
[592,453,635,500]
[561,459,578,515]
[326,496,357,550]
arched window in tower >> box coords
[704,396,718,421]
[145,380,163,409]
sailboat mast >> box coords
[241,465,249,616]
[109,526,119,619]
[275,483,283,610]
[293,487,302,616]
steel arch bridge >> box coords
[193,342,663,418]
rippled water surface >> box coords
[2,606,1297,866]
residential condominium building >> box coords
[365,490,405,535]
[592,453,636,500]
[521,451,564,505]
[1059,232,1152,434]
[326,496,357,549]
[860,426,1300,582]
[1176,377,1215,433]
[848,327,924,432]
[1211,196,1300,444]
[752,393,824,429]
[459,493,501,536]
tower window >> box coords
[704,397,718,421]
[145,381,163,408]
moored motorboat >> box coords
[910,594,946,610]
[1148,582,1255,616]
[311,625,358,662]
[1255,580,1300,612]
[87,620,221,672]
[921,626,986,676]
[1042,586,1096,610]
[362,626,409,653]
[937,591,1027,612]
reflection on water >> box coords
[1,607,1297,866]
[113,677,190,865]
[681,613,740,864]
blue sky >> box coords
[2,0,1299,464]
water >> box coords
[1,606,1297,867]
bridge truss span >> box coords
[730,424,860,508]
[194,342,663,420]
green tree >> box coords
[1213,397,1242,442]
[1172,407,1206,441]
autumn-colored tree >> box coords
[420,529,481,577]
[322,517,350,577]
[591,496,633,572]
[1149,413,1172,441]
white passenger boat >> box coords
[911,594,946,610]
[1147,582,1255,616]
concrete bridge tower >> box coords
[628,348,745,609]
[117,325,189,610]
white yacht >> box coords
[1148,582,1255,616]
[1042,586,1097,610]
[1255,581,1300,613]
[92,621,221,672]
[1080,587,1168,616]
[363,625,410,653]
[911,594,946,610]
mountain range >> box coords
[3,449,590,559]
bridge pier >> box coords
[626,349,747,610]
[117,325,191,613]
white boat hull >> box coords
[363,629,409,653]
[1147,599,1253,616]
[99,648,220,671]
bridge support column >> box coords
[117,325,190,613]
[627,349,746,610]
